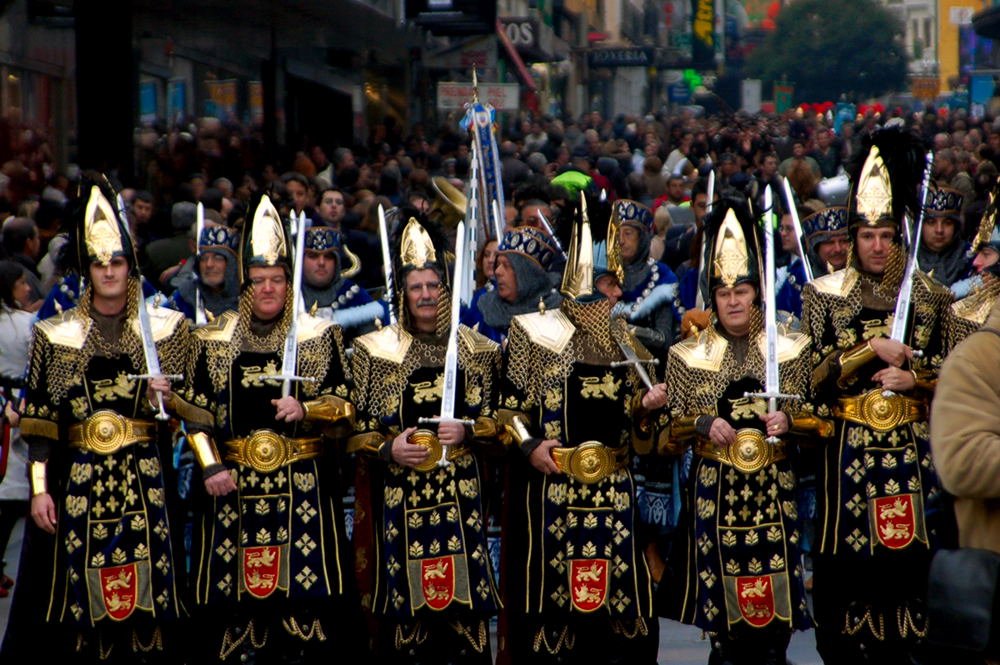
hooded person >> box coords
[800,127,955,665]
[775,206,851,320]
[916,184,971,287]
[346,211,504,664]
[946,180,1000,349]
[299,225,386,343]
[495,194,669,664]
[657,197,823,665]
[172,191,362,664]
[606,198,679,354]
[465,225,562,344]
[167,224,241,321]
[1,173,191,662]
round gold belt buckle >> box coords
[408,429,442,472]
[245,431,289,473]
[569,441,614,484]
[83,410,129,454]
[732,429,769,474]
[861,391,904,431]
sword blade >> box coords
[377,204,397,325]
[781,176,813,283]
[762,186,780,398]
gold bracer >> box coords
[833,389,926,433]
[657,415,698,456]
[788,411,835,439]
[346,432,390,455]
[496,409,536,447]
[550,442,628,484]
[303,395,356,427]
[470,416,498,441]
[188,431,223,469]
[695,429,786,474]
[224,430,322,473]
[68,411,156,455]
[29,461,47,497]
[837,340,877,387]
[407,429,471,472]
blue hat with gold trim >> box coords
[801,206,848,249]
[305,226,341,253]
[199,225,240,257]
[924,184,963,221]
[498,225,559,273]
[612,198,653,235]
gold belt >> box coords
[407,429,472,472]
[224,430,322,473]
[551,442,628,484]
[68,411,156,455]
[833,389,926,433]
[695,429,786,474]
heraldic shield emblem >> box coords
[100,563,138,621]
[243,546,280,598]
[421,556,457,610]
[871,494,919,550]
[569,559,609,612]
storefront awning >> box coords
[496,18,537,92]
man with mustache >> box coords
[348,212,502,664]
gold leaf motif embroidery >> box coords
[65,495,88,518]
[293,472,316,493]
[385,487,403,508]
[70,463,93,485]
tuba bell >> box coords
[429,176,467,229]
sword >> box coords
[744,186,801,443]
[491,198,504,250]
[463,146,482,307]
[194,202,208,326]
[781,176,813,283]
[883,151,933,397]
[610,337,659,391]
[260,211,317,397]
[115,193,180,421]
[417,220,476,466]
[537,209,568,260]
[377,203,397,326]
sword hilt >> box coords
[128,373,185,421]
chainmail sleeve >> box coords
[21,325,57,461]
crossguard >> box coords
[128,374,185,421]
[744,391,801,444]
[743,391,802,401]
[259,375,318,384]
[610,358,660,368]
[417,417,476,426]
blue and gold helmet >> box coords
[801,206,848,250]
[498,226,559,273]
[199,225,240,258]
[924,184,963,223]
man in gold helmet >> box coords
[174,192,360,664]
[348,209,502,664]
[800,128,954,663]
[495,195,668,664]
[1,174,190,662]
[657,196,826,664]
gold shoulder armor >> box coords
[35,309,91,350]
[457,324,499,356]
[758,327,812,364]
[296,311,334,343]
[195,310,239,342]
[951,287,995,325]
[354,323,413,364]
[511,309,575,354]
[131,304,186,343]
[671,327,727,371]
[808,267,858,298]
[914,269,954,300]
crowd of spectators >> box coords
[0,103,997,306]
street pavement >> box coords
[0,518,822,663]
